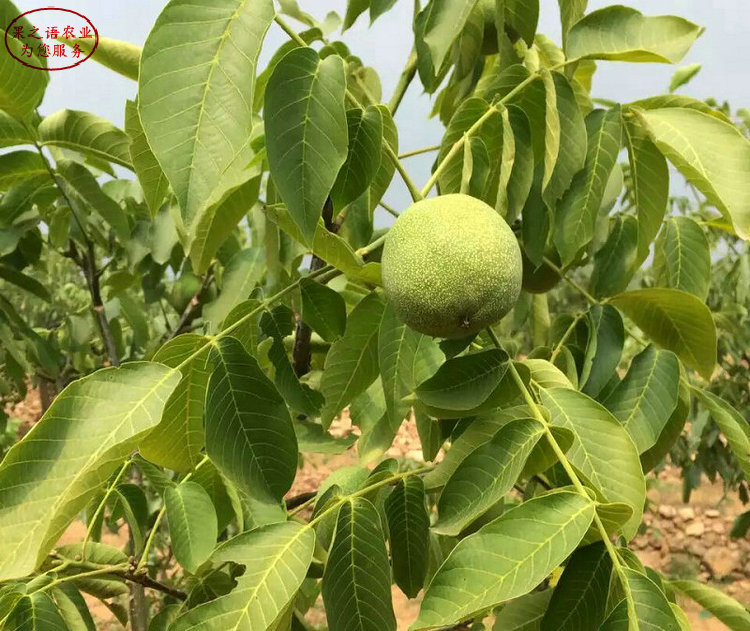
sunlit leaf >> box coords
[165,481,218,574]
[635,107,750,240]
[38,109,132,170]
[139,0,274,236]
[671,579,750,631]
[566,6,703,63]
[610,288,716,380]
[0,362,179,579]
[540,387,645,539]
[171,522,315,630]
[414,490,595,630]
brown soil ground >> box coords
[7,393,750,630]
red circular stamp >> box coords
[4,7,98,71]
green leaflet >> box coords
[139,334,211,473]
[165,482,218,574]
[590,215,639,298]
[603,345,680,453]
[554,106,622,266]
[670,580,750,631]
[541,71,587,209]
[5,592,67,630]
[61,36,141,81]
[540,387,645,539]
[416,348,509,412]
[669,63,702,93]
[331,106,383,212]
[323,497,396,631]
[492,590,553,630]
[609,288,717,380]
[0,1,48,119]
[414,490,595,630]
[203,248,265,331]
[124,99,169,217]
[320,292,385,427]
[205,337,298,502]
[0,362,179,579]
[692,388,750,480]
[139,0,274,238]
[635,106,750,240]
[171,522,315,630]
[54,159,130,241]
[299,278,347,342]
[653,216,711,300]
[0,151,47,193]
[580,304,624,398]
[385,477,431,599]
[434,417,544,536]
[38,109,133,170]
[541,542,612,631]
[566,6,702,63]
[624,121,669,265]
[379,302,443,431]
[265,47,348,245]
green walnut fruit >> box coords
[479,0,500,55]
[381,194,522,338]
[521,251,562,294]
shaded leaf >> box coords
[6,592,67,631]
[493,590,553,631]
[590,215,638,298]
[331,106,383,212]
[320,292,385,427]
[300,277,347,343]
[323,497,396,631]
[203,248,264,330]
[416,348,508,412]
[580,305,624,398]
[434,418,544,536]
[385,477,430,599]
[624,121,669,264]
[205,337,297,501]
[555,107,622,265]
[541,542,611,631]
[653,216,711,300]
[139,334,211,473]
[265,47,348,244]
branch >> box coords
[388,48,417,115]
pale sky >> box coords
[13,0,750,213]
